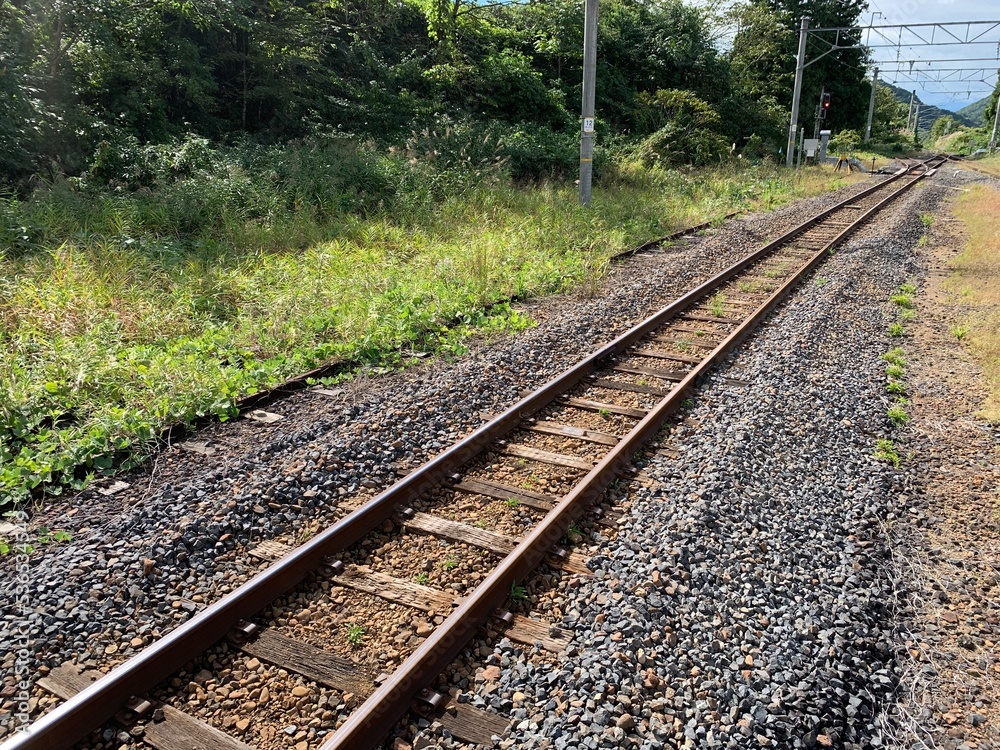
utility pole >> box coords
[990,93,1000,153]
[864,67,879,144]
[906,90,915,131]
[914,103,920,137]
[786,17,810,169]
[578,0,599,205]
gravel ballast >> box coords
[0,172,958,747]
[432,178,956,750]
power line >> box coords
[802,19,1000,106]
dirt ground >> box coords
[890,191,1000,750]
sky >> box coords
[831,0,1000,110]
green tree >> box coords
[0,2,40,176]
[929,115,960,143]
[595,0,726,133]
[731,0,869,136]
[870,83,907,143]
[727,2,794,105]
[986,78,1000,137]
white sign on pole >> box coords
[583,117,595,133]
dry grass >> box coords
[949,184,1000,422]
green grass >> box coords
[882,347,906,367]
[887,381,907,395]
[0,525,71,555]
[345,624,366,647]
[887,404,910,424]
[874,438,901,468]
[0,152,860,507]
[885,363,905,380]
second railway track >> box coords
[4,156,947,750]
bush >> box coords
[490,125,579,182]
[637,123,728,167]
[393,118,583,186]
[829,129,861,154]
[633,90,729,167]
[424,52,571,129]
[78,133,401,232]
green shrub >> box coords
[874,438,901,467]
[634,90,729,167]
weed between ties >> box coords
[345,624,366,647]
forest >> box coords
[0,0,895,184]
[0,0,920,504]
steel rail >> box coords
[321,160,942,748]
[1,162,933,750]
[944,155,1000,178]
[615,211,742,260]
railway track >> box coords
[4,156,946,750]
[943,153,1000,179]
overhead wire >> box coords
[806,19,1000,108]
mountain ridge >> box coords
[881,83,976,131]
[956,96,991,126]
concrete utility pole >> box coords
[906,90,916,131]
[786,17,810,168]
[578,0,599,205]
[990,94,1000,153]
[914,103,920,136]
[864,67,879,143]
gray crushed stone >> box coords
[428,178,959,750]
